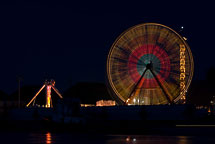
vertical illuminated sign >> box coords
[180,44,186,101]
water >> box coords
[0,132,214,144]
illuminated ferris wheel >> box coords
[107,23,194,105]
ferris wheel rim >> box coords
[107,23,194,104]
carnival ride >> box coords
[26,80,63,108]
[107,23,194,105]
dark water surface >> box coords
[0,132,215,144]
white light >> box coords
[133,98,136,103]
[133,138,136,142]
[181,26,184,29]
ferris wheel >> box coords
[107,23,194,105]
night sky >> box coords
[0,1,214,94]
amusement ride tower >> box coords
[26,80,63,108]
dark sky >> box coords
[0,1,214,94]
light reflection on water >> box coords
[0,132,214,144]
[105,135,192,144]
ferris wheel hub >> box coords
[146,61,153,70]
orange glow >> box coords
[81,104,95,107]
[208,108,211,113]
[46,132,52,144]
[126,137,130,142]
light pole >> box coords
[17,76,23,108]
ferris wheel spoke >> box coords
[168,43,179,53]
[166,76,180,85]
[160,32,171,49]
[151,31,161,60]
[112,57,128,63]
[169,71,181,76]
[132,32,142,48]
[150,32,160,60]
[116,46,142,63]
[129,60,146,66]
[154,50,166,60]
[112,56,145,67]
[137,60,147,66]
[159,68,171,73]
[116,45,132,56]
[117,45,144,63]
